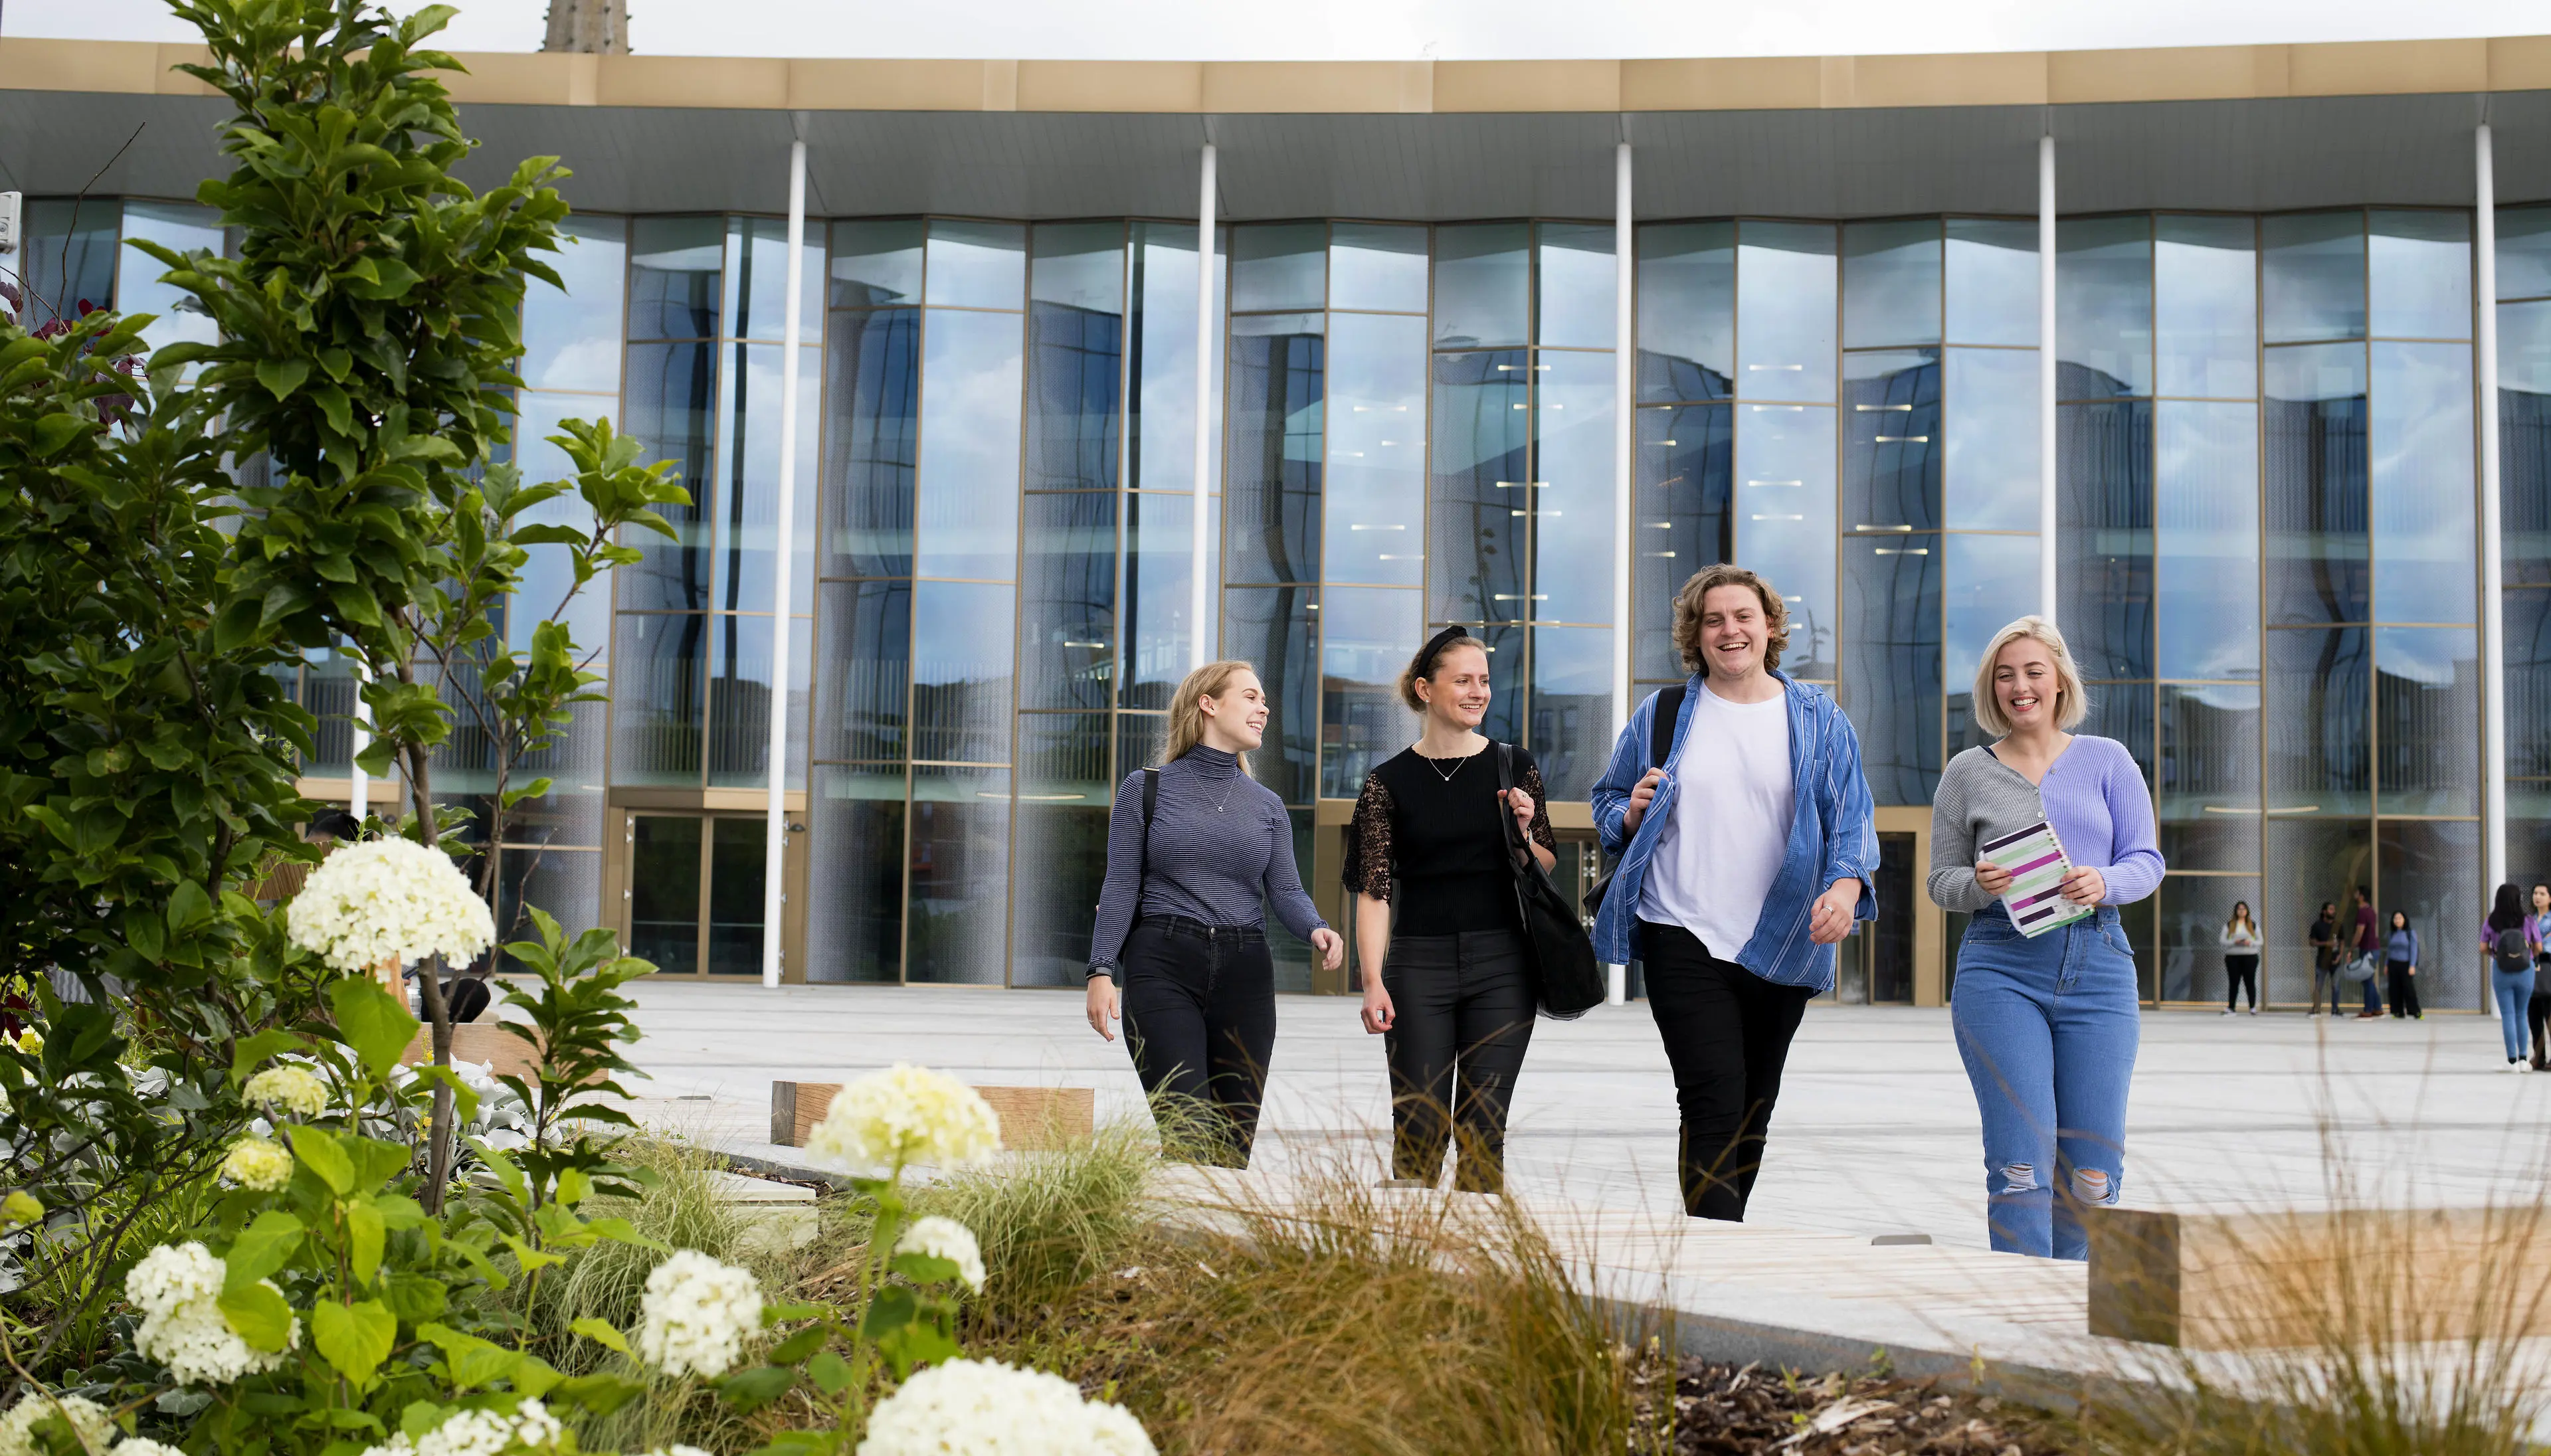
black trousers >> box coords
[1640,921,1815,1222]
[1120,918,1276,1168]
[1382,929,1537,1194]
[2386,959,2421,1018]
[2528,990,2549,1065]
[2225,955,2259,1010]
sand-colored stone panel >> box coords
[1434,59,1620,113]
[0,37,154,94]
[594,54,788,110]
[1845,50,2049,108]
[438,51,585,106]
[2048,45,2289,104]
[1202,60,1424,114]
[2287,38,2488,96]
[1018,60,1202,113]
[983,58,1018,112]
[2487,35,2551,90]
[1622,56,1822,112]
[788,58,997,112]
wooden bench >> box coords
[769,1081,1093,1154]
[399,1022,544,1084]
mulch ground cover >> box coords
[1632,1358,2074,1456]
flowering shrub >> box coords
[355,1400,565,1456]
[243,1066,331,1119]
[0,1393,112,1456]
[894,1218,987,1294]
[634,1251,764,1378]
[285,839,495,977]
[805,1065,1002,1178]
[219,1137,296,1192]
[854,1360,1155,1456]
[127,1241,300,1386]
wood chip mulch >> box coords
[1630,1357,2073,1456]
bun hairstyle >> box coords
[1398,626,1490,713]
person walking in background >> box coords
[2307,903,2340,1017]
[2219,901,2261,1016]
[2345,884,2384,1020]
[2484,883,2536,1073]
[1345,627,1556,1195]
[1929,616,2164,1261]
[2383,910,2421,1020]
[1085,660,1345,1164]
[1589,565,1877,1223]
[2528,885,2551,1072]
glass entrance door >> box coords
[625,814,768,976]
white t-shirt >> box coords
[1635,683,1794,959]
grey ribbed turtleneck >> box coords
[1086,745,1327,980]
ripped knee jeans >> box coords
[1949,905,2142,1261]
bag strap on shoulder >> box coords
[1650,684,1687,771]
[1136,767,1160,913]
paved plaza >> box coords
[612,982,2551,1250]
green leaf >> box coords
[225,1210,306,1290]
[548,1373,645,1418]
[29,413,86,458]
[417,1323,520,1392]
[766,1324,826,1365]
[217,1279,297,1354]
[167,877,214,929]
[230,1027,308,1085]
[514,1354,564,1399]
[717,1366,796,1413]
[345,1198,387,1286]
[857,1283,917,1340]
[405,1063,480,1125]
[890,1252,964,1287]
[256,357,310,400]
[568,1317,629,1356]
[312,1299,396,1385]
[806,1350,853,1396]
[383,1271,448,1324]
[327,974,420,1081]
[288,1125,356,1195]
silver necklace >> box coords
[1422,749,1468,785]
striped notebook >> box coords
[1980,819,2094,938]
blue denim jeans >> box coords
[2492,966,2534,1061]
[1950,905,2141,1261]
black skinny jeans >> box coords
[1382,929,1536,1193]
[2386,959,2422,1018]
[2225,955,2259,1011]
[1119,917,1276,1168]
[2528,989,2549,1064]
[1640,921,1815,1222]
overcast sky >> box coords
[9,0,2544,59]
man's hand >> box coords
[1310,927,1345,972]
[1621,768,1665,834]
[1809,877,1861,945]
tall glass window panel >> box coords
[1944,219,2039,347]
[621,341,716,611]
[1531,626,1613,801]
[2373,626,2479,816]
[1222,587,1317,806]
[1116,713,1167,783]
[2057,400,2154,682]
[500,845,605,958]
[2264,343,2370,626]
[1025,223,1125,493]
[1428,349,1531,625]
[1537,223,1616,351]
[116,201,226,359]
[2367,211,2471,342]
[814,580,911,762]
[1842,349,1940,531]
[829,219,923,308]
[1842,220,1941,350]
[2057,216,2152,399]
[725,214,823,344]
[1324,312,1427,587]
[625,815,702,976]
[2157,875,2259,1004]
[1735,404,1838,678]
[629,216,723,341]
[713,341,820,615]
[2265,817,2371,1003]
[2501,207,2551,302]
[1321,587,1422,798]
[905,765,1008,984]
[1635,404,1733,680]
[2075,682,2155,788]
[1944,347,2041,531]
[2263,211,2366,345]
[2266,626,2372,817]
[2158,683,2261,871]
[915,308,1024,581]
[512,398,612,642]
[2378,819,2479,1010]
[1533,349,1616,624]
[1018,492,1116,711]
[706,612,811,791]
[611,612,706,784]
[1230,223,1326,314]
[2156,215,2258,399]
[1434,223,1529,351]
[808,766,906,982]
[910,581,1016,764]
[1637,222,1733,403]
[2503,298,2551,587]
[1842,535,1940,805]
[2505,591,2551,786]
[1127,221,1226,494]
[2368,342,2476,625]
[822,307,921,578]
[1736,223,1837,403]
[1943,532,2041,759]
[2155,401,2263,680]
[520,213,626,395]
[1121,492,1214,709]
[1226,313,1324,586]
[1330,224,1427,314]
[924,221,1026,310]
[1011,713,1113,988]
[19,199,118,331]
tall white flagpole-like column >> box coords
[1608,139,1634,1008]
[2037,132,2059,622]
[349,661,370,824]
[2479,121,2508,899]
[1190,141,1218,672]
[762,136,808,989]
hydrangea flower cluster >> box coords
[126,1242,299,1386]
[243,1065,330,1119]
[219,1137,295,1191]
[356,1400,563,1456]
[286,838,495,975]
[635,1250,764,1378]
[0,1392,111,1456]
[640,1448,712,1456]
[895,1216,987,1292]
[112,1441,187,1456]
[806,1064,1002,1176]
[854,1359,1155,1456]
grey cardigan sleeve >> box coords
[1925,753,1997,913]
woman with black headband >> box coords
[1343,626,1556,1194]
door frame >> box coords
[606,802,810,982]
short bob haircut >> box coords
[1970,615,2090,737]
[1398,630,1491,713]
[1671,564,1791,675]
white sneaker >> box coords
[2506,1060,2528,1073]
[2247,1008,2259,1016]
[2220,1008,2235,1016]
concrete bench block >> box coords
[769,1081,1093,1154]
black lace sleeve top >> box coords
[1341,741,1556,939]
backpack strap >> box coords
[1649,684,1687,771]
[1135,767,1160,920]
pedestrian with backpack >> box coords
[2343,884,2384,1020]
[2483,882,2534,1073]
[2528,884,2551,1071]
[1084,660,1345,1164]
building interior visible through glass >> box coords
[64,194,2547,1009]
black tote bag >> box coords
[1496,745,1606,1020]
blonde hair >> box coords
[1971,615,2090,737]
[1671,565,1791,674]
[1163,659,1258,773]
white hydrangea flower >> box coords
[0,1393,112,1456]
[356,1399,563,1456]
[114,1441,189,1456]
[243,1065,330,1119]
[642,1448,713,1456]
[286,838,495,975]
[126,1241,299,1386]
[804,1064,1002,1176]
[219,1137,295,1191]
[635,1250,763,1378]
[895,1215,987,1292]
[854,1359,1156,1456]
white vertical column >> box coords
[1608,140,1634,1009]
[349,661,370,824]
[762,137,808,989]
[2479,122,2508,897]
[1190,142,1219,672]
[2037,133,2059,623]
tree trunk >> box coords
[399,725,459,1216]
